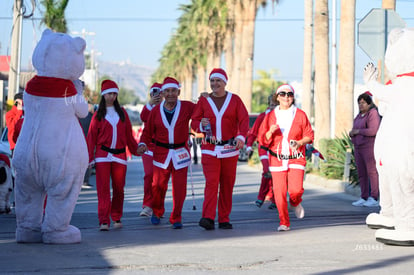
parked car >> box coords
[0,127,11,158]
[238,113,260,162]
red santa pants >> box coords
[95,161,127,225]
[201,154,238,223]
[152,163,187,224]
[271,168,304,227]
[257,158,274,203]
[141,153,154,208]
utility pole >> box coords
[8,0,23,104]
[330,0,337,138]
[71,29,98,91]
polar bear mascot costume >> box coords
[363,27,414,246]
[13,29,89,244]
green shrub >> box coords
[248,142,260,166]
[318,133,359,185]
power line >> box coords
[1,16,413,22]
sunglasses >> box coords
[277,91,294,98]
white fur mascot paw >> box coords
[364,27,414,246]
[12,29,89,244]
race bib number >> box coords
[216,144,238,158]
[172,147,191,169]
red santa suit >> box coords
[191,92,249,224]
[246,109,274,204]
[5,105,23,151]
[139,102,156,210]
[140,99,195,224]
[258,105,314,228]
[87,81,138,227]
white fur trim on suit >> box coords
[206,92,232,141]
[210,73,228,83]
[235,135,245,143]
[101,87,119,96]
[145,103,153,111]
[162,83,180,90]
[269,163,305,172]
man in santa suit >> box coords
[138,82,163,217]
[138,77,195,229]
[191,68,249,230]
[246,95,277,209]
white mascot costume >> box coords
[364,27,414,246]
[13,29,89,244]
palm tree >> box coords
[153,0,227,100]
[41,0,69,33]
[335,0,355,136]
[229,0,269,112]
[301,0,314,119]
[251,69,282,112]
[313,0,330,146]
[153,0,278,108]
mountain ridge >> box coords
[98,60,155,101]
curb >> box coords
[304,173,361,197]
[247,161,361,198]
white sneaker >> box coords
[113,221,123,229]
[277,225,290,231]
[363,197,379,207]
[99,223,109,231]
[139,206,153,217]
[293,203,305,219]
[352,198,366,207]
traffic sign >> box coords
[358,8,406,61]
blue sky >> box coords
[1,0,413,84]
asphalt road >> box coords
[1,157,413,274]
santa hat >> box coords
[209,68,228,83]
[364,91,373,99]
[150,82,162,94]
[275,84,295,95]
[101,80,119,96]
[162,77,180,91]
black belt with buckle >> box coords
[154,140,185,149]
[206,137,235,145]
[260,145,299,159]
[101,145,126,154]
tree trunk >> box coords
[238,0,256,111]
[224,0,235,78]
[313,0,330,146]
[301,0,313,119]
[335,0,355,137]
[230,1,244,95]
[182,71,192,101]
[196,66,207,96]
[224,28,234,85]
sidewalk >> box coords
[0,158,413,274]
